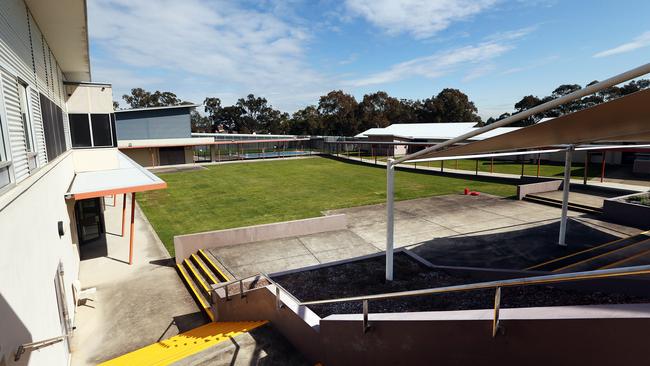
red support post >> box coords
[537,154,541,177]
[490,158,494,174]
[129,192,136,265]
[601,151,606,183]
[121,193,127,236]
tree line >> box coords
[490,79,650,126]
[115,78,649,136]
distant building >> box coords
[355,123,521,156]
[114,104,210,166]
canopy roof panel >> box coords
[66,150,166,200]
[410,89,650,161]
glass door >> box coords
[75,198,105,244]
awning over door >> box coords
[66,149,166,200]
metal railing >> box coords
[210,264,650,337]
[15,334,69,361]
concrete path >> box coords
[208,230,379,278]
[71,195,205,365]
[207,194,640,278]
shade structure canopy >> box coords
[65,149,166,200]
[406,89,650,162]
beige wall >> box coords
[0,151,80,366]
[121,148,158,167]
[65,84,114,114]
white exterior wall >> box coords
[0,151,79,366]
[0,0,70,184]
[0,1,82,365]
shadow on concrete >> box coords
[0,294,33,365]
[244,324,310,366]
[79,235,108,260]
[173,311,208,333]
[149,258,176,268]
[411,219,619,270]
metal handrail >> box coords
[15,334,69,361]
[209,265,650,336]
[299,264,650,306]
[210,272,303,306]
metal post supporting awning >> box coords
[382,63,650,281]
[65,150,167,265]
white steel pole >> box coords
[558,146,573,246]
[386,159,395,281]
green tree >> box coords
[318,90,359,136]
[289,105,321,135]
[121,88,184,108]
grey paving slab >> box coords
[229,254,321,278]
[206,194,640,279]
[209,238,311,267]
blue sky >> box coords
[88,0,650,119]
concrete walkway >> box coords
[207,194,641,277]
[71,195,204,365]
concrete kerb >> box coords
[173,214,348,263]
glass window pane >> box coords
[70,114,91,148]
[91,114,112,147]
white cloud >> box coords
[462,63,496,82]
[594,31,650,58]
[346,28,533,87]
[88,0,330,111]
[345,0,498,39]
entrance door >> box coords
[159,146,186,165]
[75,198,105,244]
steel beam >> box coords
[558,147,573,246]
[386,159,395,281]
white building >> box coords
[0,1,164,365]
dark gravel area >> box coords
[273,253,650,318]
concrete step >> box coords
[524,194,602,214]
[176,250,233,321]
[173,322,311,366]
[99,321,268,365]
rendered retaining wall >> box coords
[319,305,650,365]
[603,193,650,229]
[173,214,347,262]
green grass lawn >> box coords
[139,157,516,255]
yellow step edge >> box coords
[184,259,211,295]
[191,253,219,284]
[198,249,230,282]
[599,247,650,270]
[525,230,650,270]
[176,264,214,322]
[553,237,650,273]
[99,321,268,366]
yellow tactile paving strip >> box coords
[99,321,268,366]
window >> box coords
[69,113,115,148]
[40,93,67,160]
[69,114,91,147]
[91,114,112,146]
[0,81,11,190]
[17,81,37,170]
